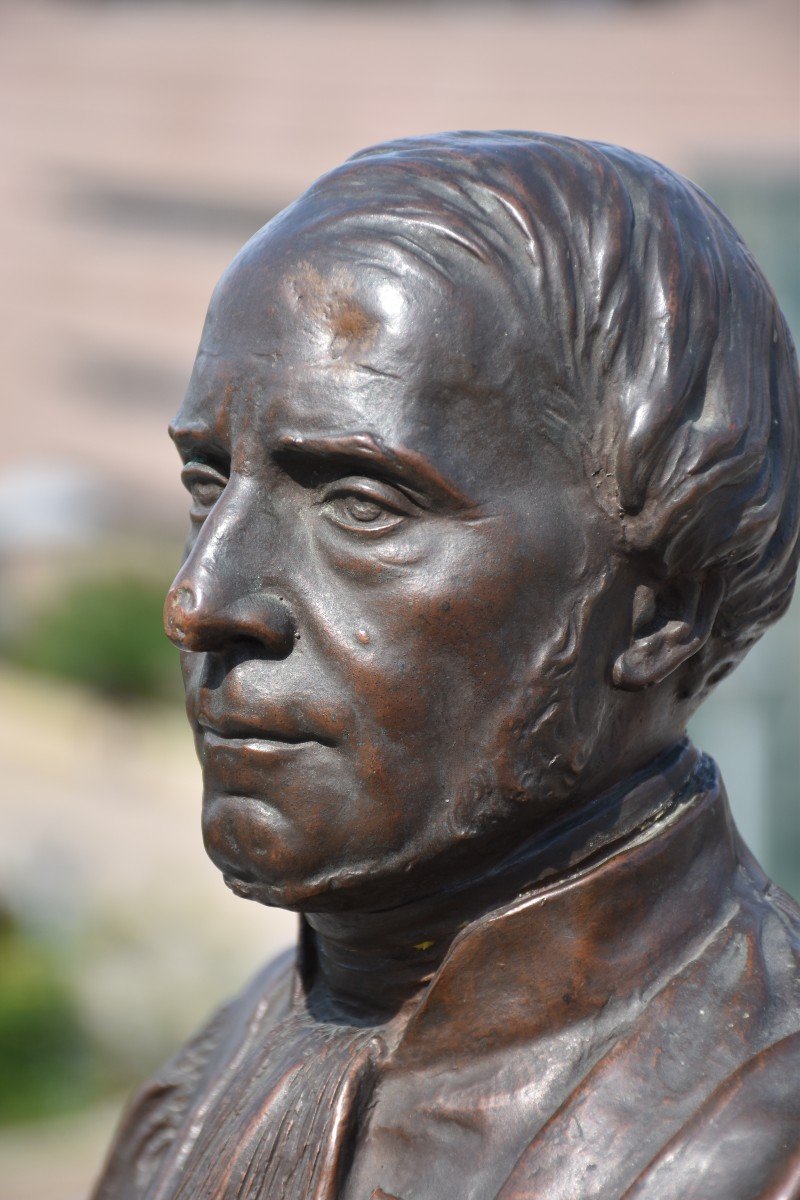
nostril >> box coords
[264,599,297,658]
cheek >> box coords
[342,504,599,805]
[336,524,549,741]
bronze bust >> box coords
[93,132,800,1200]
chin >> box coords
[202,791,356,911]
[202,791,296,902]
[220,868,392,915]
[216,856,394,914]
[211,846,321,911]
[221,871,293,908]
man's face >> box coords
[165,223,620,912]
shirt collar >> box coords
[390,744,736,1065]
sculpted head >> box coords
[163,132,800,913]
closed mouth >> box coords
[197,714,336,749]
[202,729,317,749]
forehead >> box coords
[198,214,506,366]
[174,222,547,496]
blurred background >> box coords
[0,1,797,1196]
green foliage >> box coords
[6,571,180,703]
[0,913,93,1123]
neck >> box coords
[303,740,695,1025]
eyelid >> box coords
[181,460,228,487]
[181,461,228,528]
[275,447,434,510]
[320,476,420,514]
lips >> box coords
[202,728,319,751]
[184,666,344,753]
[194,707,336,748]
[200,721,311,744]
[197,718,330,773]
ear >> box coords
[612,574,724,691]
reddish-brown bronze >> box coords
[93,133,800,1200]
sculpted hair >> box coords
[294,130,800,699]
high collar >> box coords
[297,741,730,1042]
[392,745,735,1067]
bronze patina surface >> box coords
[93,132,800,1200]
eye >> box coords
[321,477,417,535]
[181,461,227,522]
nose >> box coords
[164,479,298,658]
[164,581,296,656]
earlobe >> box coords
[612,575,724,691]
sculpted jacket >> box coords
[93,747,800,1200]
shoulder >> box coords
[622,1032,800,1200]
[625,854,800,1198]
[90,944,297,1199]
[497,847,800,1200]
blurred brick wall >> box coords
[1,0,797,533]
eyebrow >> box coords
[169,423,474,511]
[275,431,472,510]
